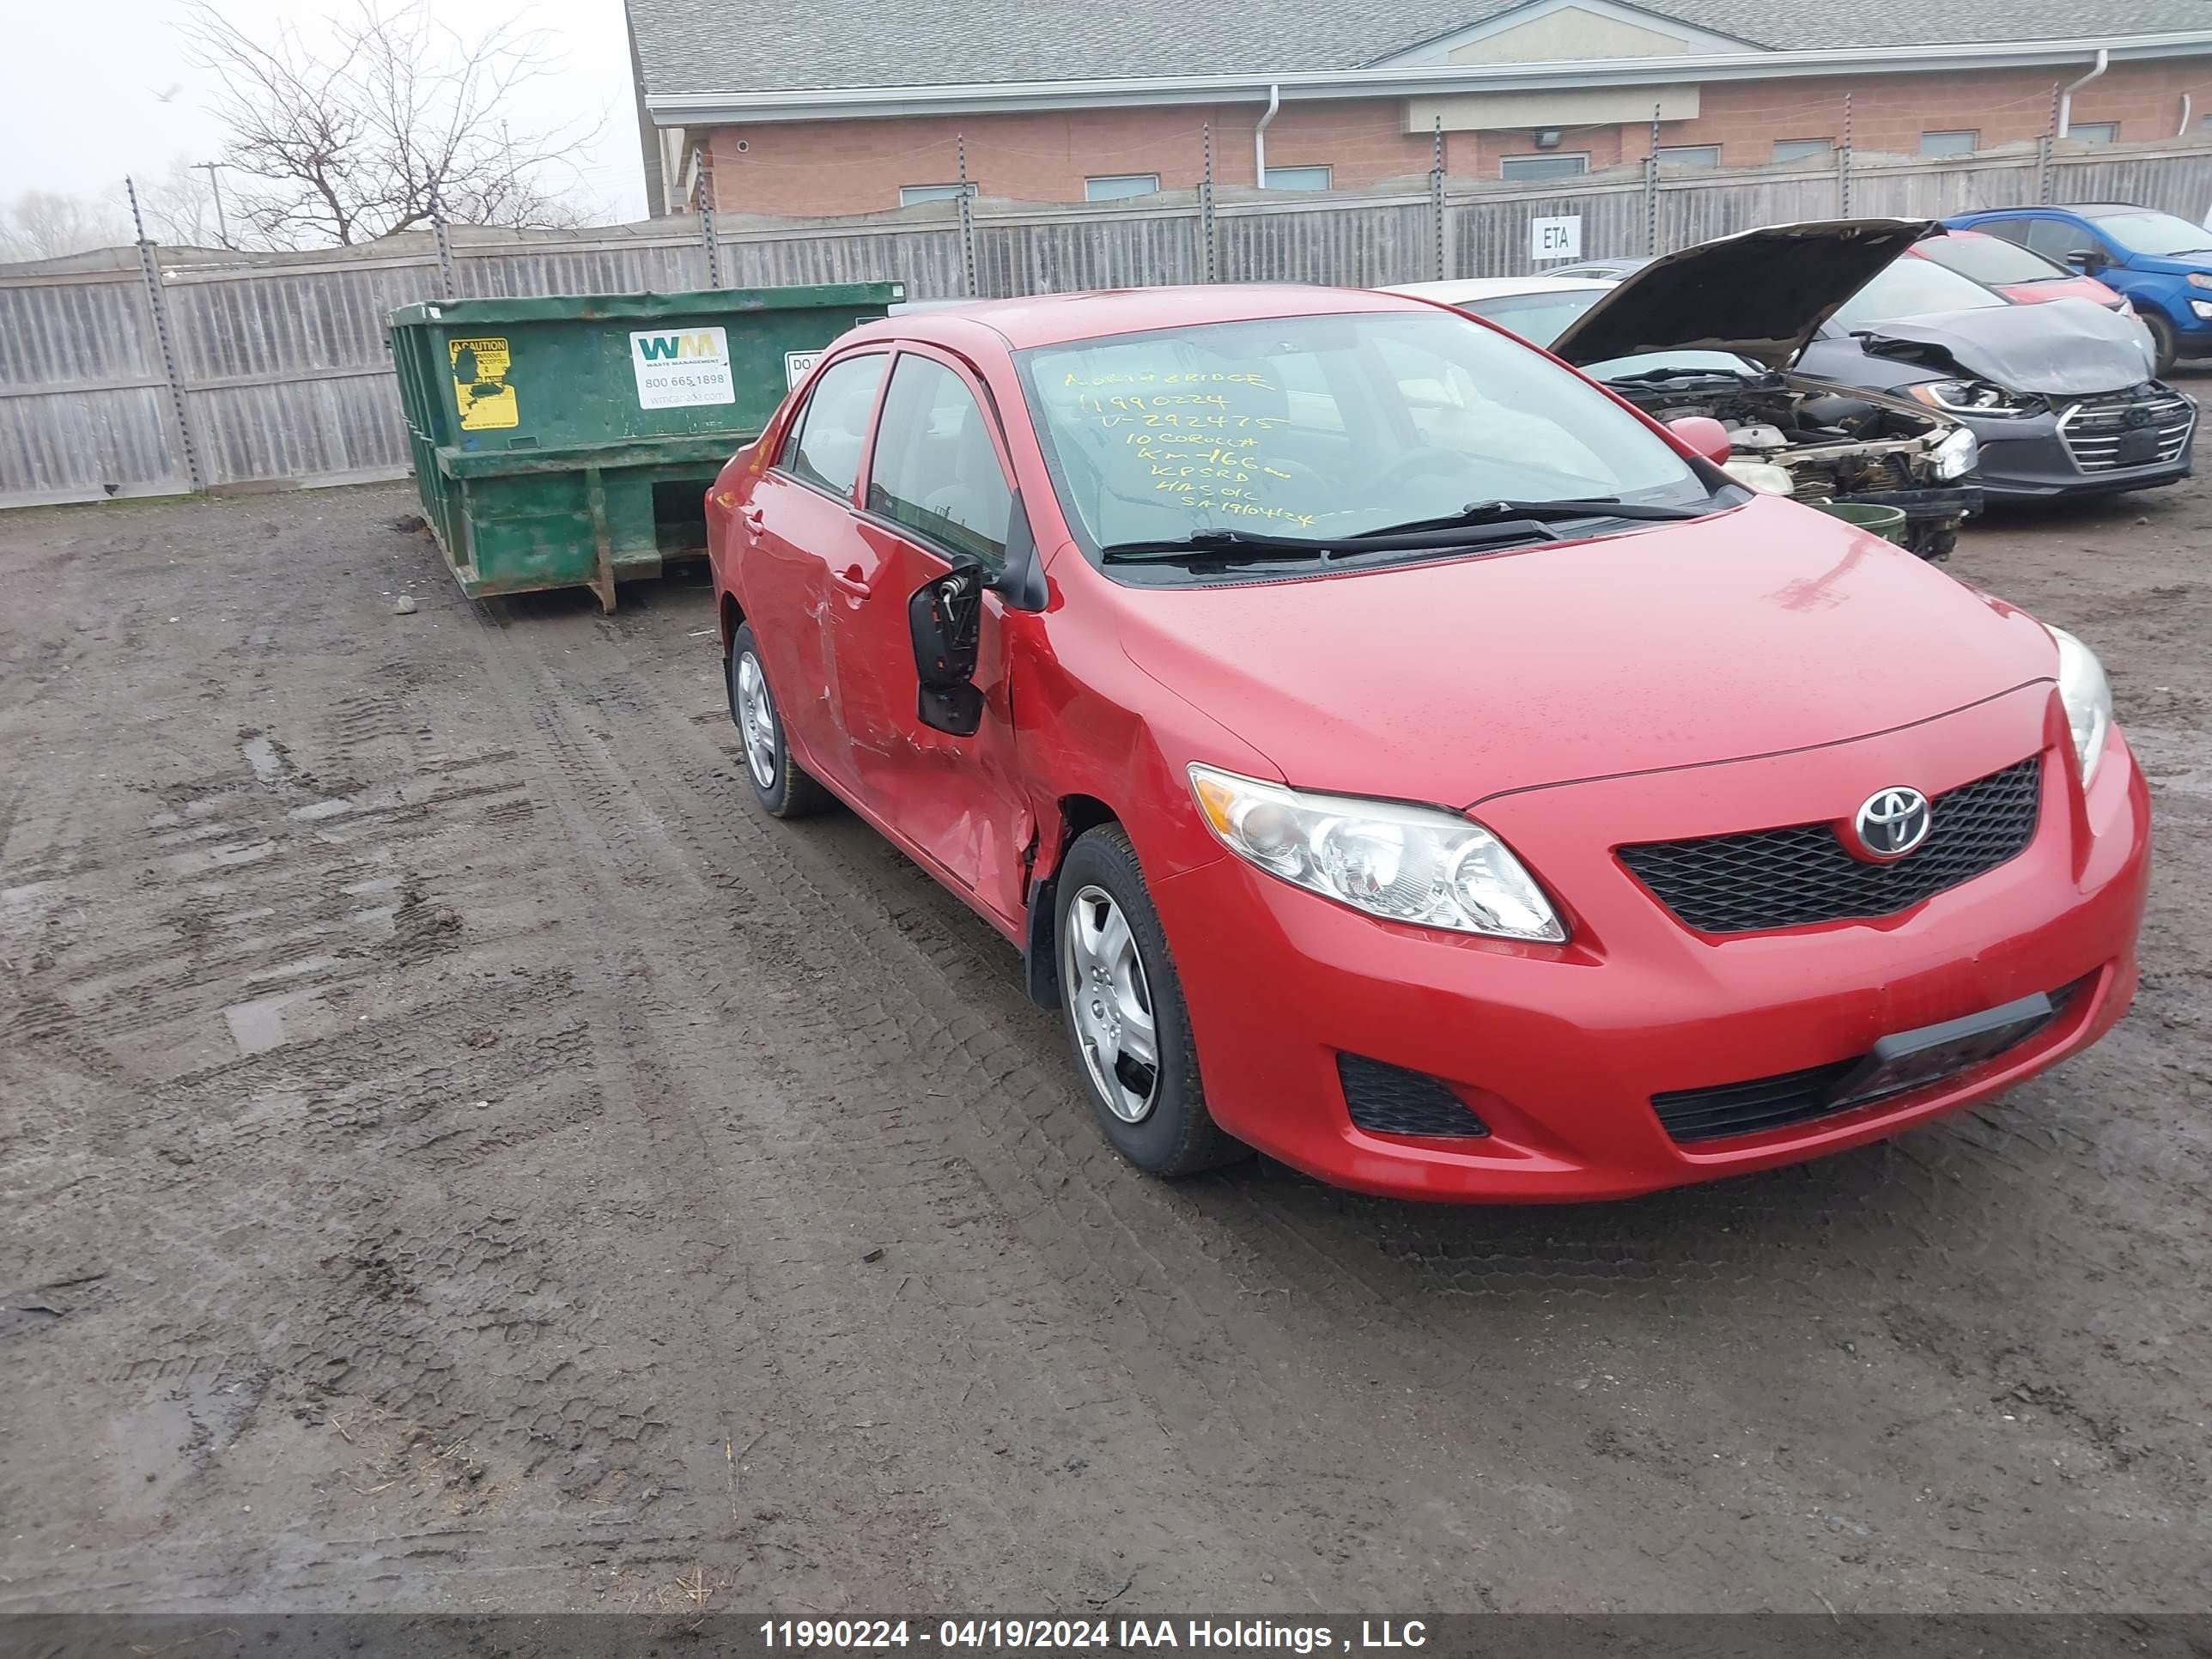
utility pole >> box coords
[195,161,229,247]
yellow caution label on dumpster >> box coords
[449,336,518,430]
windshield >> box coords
[1455,289,1605,348]
[1830,258,2008,329]
[2090,209,2212,257]
[1016,310,1711,562]
[1917,234,2071,286]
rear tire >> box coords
[2143,312,2179,380]
[1054,826,1249,1177]
[729,623,836,819]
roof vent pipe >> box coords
[2057,47,2108,137]
[1255,82,1280,187]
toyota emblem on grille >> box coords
[1853,787,1932,860]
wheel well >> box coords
[720,591,744,655]
[1024,793,1121,1009]
[1057,793,1118,850]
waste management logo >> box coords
[629,326,736,409]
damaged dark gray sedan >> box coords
[1800,249,2194,501]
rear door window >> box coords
[865,354,1013,565]
[781,354,887,499]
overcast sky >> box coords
[0,0,648,224]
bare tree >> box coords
[0,190,133,262]
[137,160,230,248]
[179,0,594,247]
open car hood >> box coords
[1850,297,2159,395]
[1547,218,1936,371]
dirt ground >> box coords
[2,407,2208,1618]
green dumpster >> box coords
[388,283,902,609]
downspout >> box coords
[1254,82,1280,187]
[2057,47,2108,137]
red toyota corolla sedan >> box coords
[704,285,2149,1203]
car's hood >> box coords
[1547,218,1936,371]
[1111,495,2053,807]
[2126,253,2212,277]
[1848,296,2156,395]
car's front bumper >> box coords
[1156,693,2150,1203]
[1965,390,2196,500]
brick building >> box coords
[622,0,2212,216]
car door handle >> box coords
[830,564,871,599]
[739,505,765,535]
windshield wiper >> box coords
[1352,496,1709,539]
[1098,528,1338,565]
[1099,516,1578,564]
[1604,367,1745,384]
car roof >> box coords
[1383,276,1618,302]
[838,283,1429,351]
[2069,204,2145,218]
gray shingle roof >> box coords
[627,0,2212,97]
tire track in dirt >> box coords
[456,588,1334,1612]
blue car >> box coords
[1947,204,2212,376]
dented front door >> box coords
[827,347,1031,928]
[832,525,1030,928]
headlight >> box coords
[2189,272,2212,290]
[1723,459,1796,495]
[1188,764,1565,941]
[1907,379,2045,418]
[2045,626,2112,783]
[2115,296,2136,316]
[1930,425,1979,480]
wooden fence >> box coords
[5,137,2210,508]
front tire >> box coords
[1054,826,1248,1176]
[2143,312,2179,380]
[728,624,835,819]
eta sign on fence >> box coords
[1530,216,1583,263]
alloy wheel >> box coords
[1061,884,1160,1123]
[735,651,777,789]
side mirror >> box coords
[904,493,1042,738]
[908,564,986,737]
[2067,249,2105,274]
[1667,415,1734,466]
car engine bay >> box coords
[1604,368,1969,556]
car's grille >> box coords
[1337,1054,1490,1138]
[1617,756,2043,935]
[2056,384,2195,474]
[1650,978,2085,1145]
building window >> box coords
[1500,153,1589,180]
[1919,131,1980,156]
[1262,164,1334,191]
[1085,173,1162,201]
[2068,122,2118,144]
[1656,145,1721,168]
[1773,137,1833,162]
[899,183,975,205]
